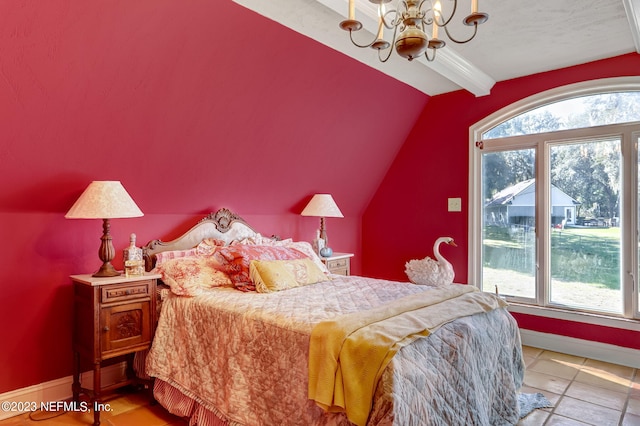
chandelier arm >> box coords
[348,29,379,49]
[443,21,478,44]
[424,47,437,62]
[378,47,394,62]
[398,1,411,22]
[437,0,458,27]
[377,23,401,62]
[382,8,400,29]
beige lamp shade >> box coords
[65,181,143,219]
[301,194,344,218]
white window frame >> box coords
[468,76,640,331]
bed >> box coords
[142,208,525,426]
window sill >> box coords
[507,302,640,332]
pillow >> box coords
[158,257,233,296]
[195,238,226,256]
[154,248,198,266]
[214,245,308,291]
[282,241,330,274]
[232,233,293,246]
[250,258,329,293]
[235,238,329,274]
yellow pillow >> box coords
[250,258,329,293]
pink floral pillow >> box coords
[232,233,293,246]
[158,257,233,296]
[154,248,198,266]
[195,238,226,256]
[234,238,329,274]
[214,245,307,291]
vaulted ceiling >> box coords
[234,0,640,96]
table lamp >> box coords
[65,181,144,277]
[301,194,343,257]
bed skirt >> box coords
[154,379,230,426]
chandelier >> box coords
[339,0,488,62]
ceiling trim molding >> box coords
[416,49,495,97]
[623,0,640,53]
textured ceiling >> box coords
[233,0,640,96]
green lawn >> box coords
[483,225,621,290]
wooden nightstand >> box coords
[71,273,160,426]
[321,253,354,275]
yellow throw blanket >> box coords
[308,284,508,426]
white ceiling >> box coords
[233,0,640,97]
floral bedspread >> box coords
[146,276,524,425]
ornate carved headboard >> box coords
[142,208,258,271]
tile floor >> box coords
[1,345,638,425]
[519,346,639,426]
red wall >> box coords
[0,1,428,394]
[362,53,640,349]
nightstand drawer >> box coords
[330,266,349,275]
[326,258,348,269]
[321,253,353,276]
[101,280,152,303]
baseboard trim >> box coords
[0,362,127,421]
[520,329,640,368]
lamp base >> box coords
[93,218,120,277]
[93,262,121,277]
[320,247,333,258]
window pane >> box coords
[482,149,536,298]
[549,139,622,314]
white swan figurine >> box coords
[405,237,457,287]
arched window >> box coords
[484,92,640,139]
[469,77,640,325]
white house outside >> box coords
[485,179,581,228]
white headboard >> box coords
[142,208,259,270]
